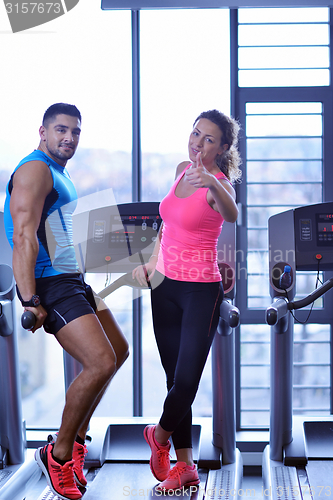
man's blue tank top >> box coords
[4,150,80,278]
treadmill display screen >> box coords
[85,203,162,273]
[109,215,160,250]
[316,213,333,246]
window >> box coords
[238,8,330,87]
[246,101,323,309]
[293,324,331,416]
[140,9,231,201]
[235,7,332,428]
[2,4,332,433]
[140,8,231,417]
[0,7,132,426]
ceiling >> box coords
[101,0,333,9]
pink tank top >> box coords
[156,164,227,282]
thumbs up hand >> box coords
[185,152,213,188]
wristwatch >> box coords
[21,294,41,307]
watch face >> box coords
[32,295,40,306]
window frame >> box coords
[231,9,333,428]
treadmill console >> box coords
[73,202,237,296]
[294,202,333,271]
[82,202,162,273]
[269,202,333,294]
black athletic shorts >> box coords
[34,273,97,335]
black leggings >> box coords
[151,272,223,450]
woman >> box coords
[132,109,242,492]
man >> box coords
[4,103,129,500]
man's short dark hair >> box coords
[42,103,82,127]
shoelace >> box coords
[156,448,170,467]
[51,459,77,489]
[167,464,187,484]
[50,435,87,469]
[73,444,88,467]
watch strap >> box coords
[21,295,41,307]
[16,287,40,307]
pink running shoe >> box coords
[72,441,88,487]
[35,443,82,500]
[143,424,171,481]
[156,461,200,492]
[48,432,87,487]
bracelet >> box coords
[149,254,158,260]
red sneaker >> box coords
[143,424,171,481]
[72,441,88,487]
[35,443,82,500]
[156,461,200,492]
[48,432,87,487]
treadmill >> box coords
[1,201,242,499]
[67,201,242,500]
[262,202,333,500]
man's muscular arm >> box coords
[10,160,53,331]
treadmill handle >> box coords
[266,277,333,325]
[266,297,289,326]
[219,299,240,329]
[98,272,149,299]
[289,277,333,310]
